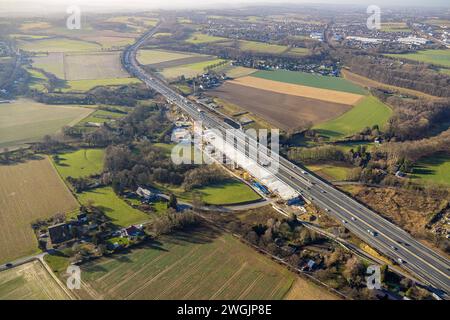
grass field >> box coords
[31,52,65,79]
[381,22,411,32]
[0,99,93,151]
[52,148,148,225]
[137,49,196,65]
[196,180,261,205]
[251,70,367,95]
[386,49,450,68]
[32,51,130,80]
[411,153,450,187]
[78,109,127,126]
[53,148,105,179]
[18,38,101,53]
[70,226,330,300]
[313,96,392,140]
[305,163,354,181]
[239,40,288,54]
[77,187,150,226]
[225,66,256,78]
[286,47,310,56]
[63,52,129,80]
[0,158,79,263]
[160,59,227,80]
[63,78,141,92]
[0,260,70,300]
[27,68,49,91]
[186,32,228,44]
[154,177,261,206]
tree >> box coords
[168,193,178,210]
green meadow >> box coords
[411,153,450,187]
[386,49,450,68]
[77,187,150,226]
[251,70,367,95]
[313,96,392,140]
[54,148,105,179]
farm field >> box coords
[19,21,52,31]
[18,37,101,53]
[77,187,150,227]
[137,49,197,65]
[0,260,70,300]
[160,59,227,80]
[31,52,65,79]
[0,158,79,263]
[230,76,364,105]
[63,52,129,80]
[31,51,135,90]
[63,78,141,92]
[286,47,310,56]
[386,49,450,68]
[70,226,333,300]
[207,82,351,130]
[251,70,367,95]
[224,66,256,78]
[239,40,288,54]
[381,22,411,32]
[0,99,93,151]
[77,109,127,126]
[313,96,392,140]
[186,32,228,44]
[82,36,136,49]
[27,68,49,91]
[411,153,450,187]
[305,163,354,181]
[53,148,105,179]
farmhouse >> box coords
[48,223,73,245]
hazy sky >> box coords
[1,0,449,15]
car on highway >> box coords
[342,219,347,224]
[390,245,398,250]
[351,217,356,221]
[5,263,13,268]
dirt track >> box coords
[207,82,351,130]
[230,76,364,105]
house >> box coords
[122,225,144,239]
[302,259,316,271]
[48,223,73,244]
[136,187,153,200]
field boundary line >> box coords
[38,257,76,300]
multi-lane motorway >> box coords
[122,24,450,296]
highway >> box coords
[122,24,450,296]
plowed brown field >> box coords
[229,76,364,105]
[207,82,351,130]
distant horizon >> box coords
[0,0,449,16]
